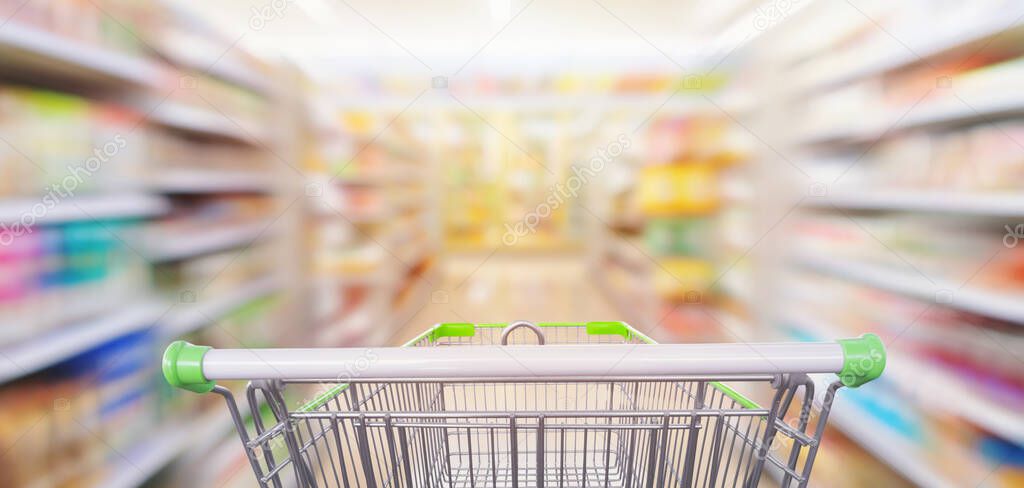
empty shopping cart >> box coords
[162,321,885,487]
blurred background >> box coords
[1,0,1023,486]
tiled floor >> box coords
[390,253,624,346]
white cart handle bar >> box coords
[164,334,885,393]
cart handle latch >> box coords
[500,321,546,345]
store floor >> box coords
[391,252,624,345]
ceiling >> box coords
[175,0,762,78]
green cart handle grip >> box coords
[163,340,215,393]
[837,334,886,387]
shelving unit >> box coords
[0,301,165,383]
[804,190,1024,217]
[790,315,1013,488]
[0,21,161,86]
[163,276,283,337]
[147,102,264,143]
[303,103,439,347]
[804,14,1024,93]
[0,193,169,225]
[0,5,304,487]
[801,91,1024,146]
[101,410,232,488]
[826,400,957,488]
[739,4,1024,487]
[147,168,274,194]
[142,220,277,262]
[794,253,1024,325]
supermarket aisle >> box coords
[391,253,622,346]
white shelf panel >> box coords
[142,220,275,262]
[148,102,264,143]
[159,48,271,95]
[804,190,1024,217]
[0,193,169,225]
[808,14,1024,92]
[796,253,1024,324]
[164,276,282,337]
[148,169,274,193]
[802,90,1024,146]
[896,91,1024,130]
[0,301,165,383]
[0,22,161,86]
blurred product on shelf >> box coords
[0,87,145,196]
[812,429,917,488]
[646,115,751,165]
[0,220,149,346]
[440,112,584,252]
[0,0,157,54]
[0,330,156,487]
[146,130,270,175]
[155,72,269,130]
[813,120,1024,193]
[645,217,713,256]
[3,1,1023,487]
[638,164,720,215]
[140,194,275,260]
[791,213,1023,291]
[304,106,437,347]
[153,242,276,297]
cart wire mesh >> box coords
[214,322,840,488]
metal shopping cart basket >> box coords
[163,321,885,487]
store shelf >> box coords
[896,91,1024,130]
[807,14,1024,93]
[159,48,271,95]
[148,102,264,143]
[889,355,1024,446]
[102,409,232,488]
[795,253,1024,324]
[825,395,957,488]
[148,169,274,194]
[0,22,161,86]
[802,91,1024,146]
[0,300,165,384]
[0,193,169,225]
[333,172,410,186]
[787,312,1024,446]
[142,220,275,262]
[164,276,282,337]
[804,190,1024,216]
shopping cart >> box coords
[163,321,885,487]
